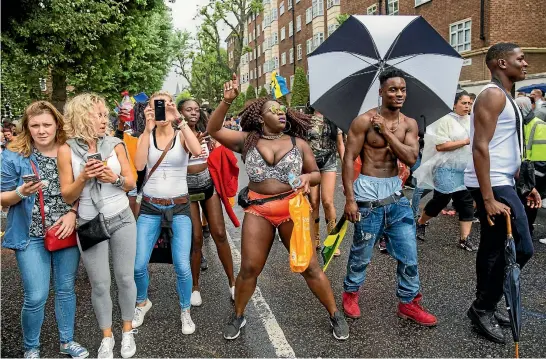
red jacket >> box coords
[208,145,240,227]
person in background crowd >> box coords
[464,43,539,344]
[1,101,88,359]
[342,69,437,327]
[414,91,476,251]
[531,89,546,121]
[58,93,138,359]
[306,103,345,256]
[3,126,14,144]
[468,93,476,115]
[132,92,201,335]
[208,74,349,341]
[177,98,236,308]
[516,96,546,245]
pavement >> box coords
[2,156,545,358]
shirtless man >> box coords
[341,68,437,326]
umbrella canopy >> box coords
[517,83,546,94]
[502,213,522,358]
[308,15,463,133]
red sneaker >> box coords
[397,293,437,326]
[342,291,361,319]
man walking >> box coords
[464,43,539,343]
[341,68,437,326]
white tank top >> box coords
[464,83,523,187]
[143,131,189,198]
[72,149,129,220]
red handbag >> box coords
[30,161,78,251]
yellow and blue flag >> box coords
[270,71,290,99]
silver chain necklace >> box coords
[261,133,284,140]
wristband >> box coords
[69,208,79,217]
[222,99,233,106]
[15,187,29,199]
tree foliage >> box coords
[290,67,309,107]
[2,0,174,113]
[245,85,256,101]
[336,13,350,25]
[258,87,269,98]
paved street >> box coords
[2,156,546,358]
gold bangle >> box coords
[222,99,232,106]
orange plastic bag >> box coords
[398,160,410,186]
[288,193,313,273]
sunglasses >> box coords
[264,105,287,115]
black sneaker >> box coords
[330,311,349,340]
[203,225,211,239]
[200,253,208,270]
[459,236,477,251]
[378,235,388,254]
[223,314,246,340]
[416,223,426,241]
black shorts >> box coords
[187,168,215,202]
[423,189,474,221]
[314,152,337,172]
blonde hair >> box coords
[8,101,67,157]
[149,91,173,105]
[64,93,109,143]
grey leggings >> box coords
[77,207,137,329]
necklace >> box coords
[387,112,401,133]
[261,133,284,140]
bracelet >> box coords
[222,99,233,106]
[15,187,28,199]
[178,119,188,130]
[69,208,79,217]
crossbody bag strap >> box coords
[491,79,525,159]
[30,160,47,233]
[140,130,178,192]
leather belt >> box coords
[357,191,404,209]
[142,195,189,206]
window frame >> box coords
[449,18,472,53]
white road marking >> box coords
[226,231,296,358]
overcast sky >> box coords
[162,0,231,94]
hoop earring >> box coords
[283,121,292,133]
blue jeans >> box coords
[15,237,80,350]
[344,197,420,303]
[134,205,192,310]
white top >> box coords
[143,131,189,198]
[187,141,210,166]
[464,83,523,188]
[72,149,129,220]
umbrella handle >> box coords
[486,213,512,235]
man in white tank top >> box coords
[464,43,539,344]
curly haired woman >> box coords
[207,74,349,341]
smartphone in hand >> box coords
[87,153,102,162]
[154,99,166,121]
[22,174,40,183]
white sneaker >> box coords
[181,309,196,335]
[132,300,152,328]
[120,330,137,358]
[97,335,115,359]
[539,238,546,244]
[191,291,202,307]
[230,286,235,301]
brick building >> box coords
[228,0,545,97]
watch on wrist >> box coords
[112,176,123,187]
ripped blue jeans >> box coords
[343,197,420,303]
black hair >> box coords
[379,68,406,86]
[454,90,469,105]
[485,42,519,67]
[529,96,535,105]
[468,93,476,100]
[177,98,207,132]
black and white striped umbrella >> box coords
[308,15,463,133]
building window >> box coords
[450,19,471,52]
[281,52,286,65]
[326,0,340,8]
[327,24,338,36]
[415,0,431,6]
[296,16,302,32]
[289,48,294,63]
[263,0,270,4]
[262,19,265,30]
[280,1,285,15]
[306,38,313,54]
[313,32,324,49]
[306,7,312,24]
[297,44,302,60]
[296,0,300,3]
[312,0,324,18]
[290,75,295,90]
[274,56,279,69]
[288,0,293,10]
[257,24,261,33]
[258,44,261,54]
[367,3,378,15]
[289,21,294,37]
[259,66,262,77]
[281,27,286,41]
[273,31,278,45]
[387,0,399,15]
[272,8,278,21]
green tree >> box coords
[230,95,245,115]
[175,90,193,105]
[258,87,269,98]
[290,67,309,107]
[2,0,173,112]
[336,13,350,25]
[245,85,256,101]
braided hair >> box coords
[240,97,311,160]
[177,98,208,133]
